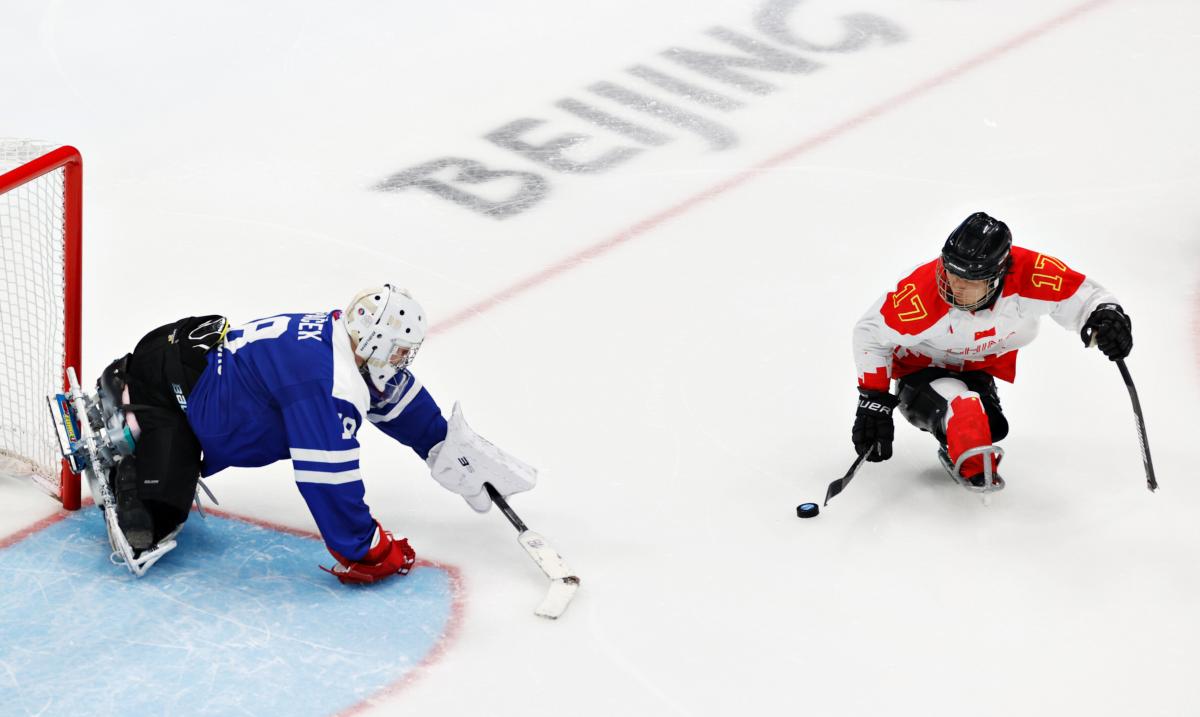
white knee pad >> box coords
[929,378,981,434]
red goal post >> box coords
[0,140,82,510]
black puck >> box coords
[796,502,820,519]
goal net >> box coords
[0,139,82,509]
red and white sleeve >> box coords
[853,294,897,392]
[853,260,948,392]
[1006,247,1120,333]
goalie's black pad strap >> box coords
[127,315,226,412]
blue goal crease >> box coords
[0,509,458,717]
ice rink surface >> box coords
[3,1,1199,715]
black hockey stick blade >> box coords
[824,446,874,506]
[1116,359,1157,492]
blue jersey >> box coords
[185,311,447,560]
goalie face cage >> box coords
[0,139,82,510]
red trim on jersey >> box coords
[961,350,1018,381]
[858,366,890,392]
[866,246,1084,391]
[1002,246,1086,301]
[880,259,951,336]
[890,349,933,380]
[891,348,1019,384]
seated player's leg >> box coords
[897,370,954,444]
[941,385,1001,484]
[95,357,155,549]
[91,315,218,567]
[100,433,193,575]
[898,369,1003,487]
[959,372,1009,442]
[121,321,211,548]
[110,456,153,550]
[120,415,199,547]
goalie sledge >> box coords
[49,365,186,576]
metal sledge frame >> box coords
[943,444,1006,493]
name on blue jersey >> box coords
[298,313,329,341]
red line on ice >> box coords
[430,0,1114,337]
[202,507,468,715]
[0,509,73,549]
[0,2,1115,712]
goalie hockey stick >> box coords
[1116,359,1157,492]
[484,482,580,619]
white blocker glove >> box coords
[426,402,536,513]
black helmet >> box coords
[938,212,1012,310]
[941,212,1012,280]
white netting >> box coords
[0,139,68,494]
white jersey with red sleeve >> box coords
[853,246,1119,392]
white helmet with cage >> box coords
[343,284,427,393]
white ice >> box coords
[3,1,1199,715]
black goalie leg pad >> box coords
[122,415,202,543]
[111,457,154,552]
[113,314,220,547]
[127,315,227,413]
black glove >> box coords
[853,389,899,462]
[1081,303,1132,361]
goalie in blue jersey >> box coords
[67,285,536,580]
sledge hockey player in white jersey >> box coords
[62,284,535,579]
[852,212,1133,491]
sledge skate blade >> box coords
[940,445,1006,494]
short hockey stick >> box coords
[1116,359,1157,492]
[1083,327,1157,492]
[485,483,580,619]
[823,446,874,506]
